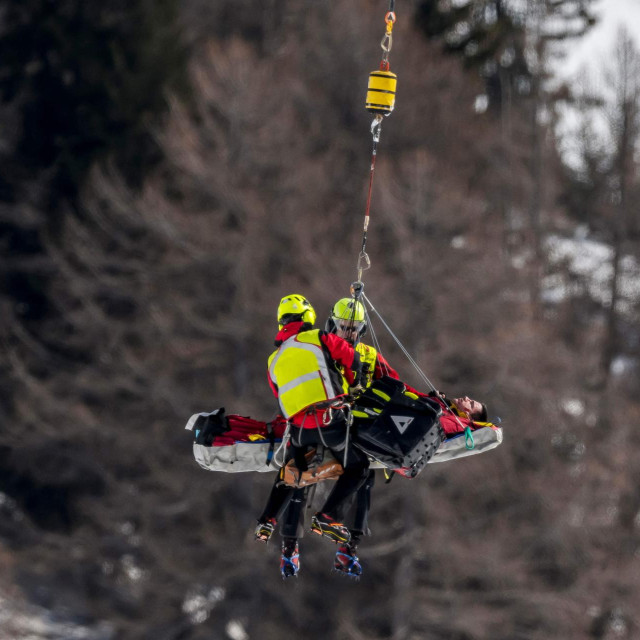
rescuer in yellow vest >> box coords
[267,294,361,424]
[260,294,370,578]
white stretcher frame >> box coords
[190,426,503,474]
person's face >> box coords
[335,321,359,344]
[334,316,365,343]
[454,396,482,419]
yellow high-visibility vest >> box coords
[268,330,349,419]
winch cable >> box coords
[347,0,397,367]
[352,2,397,300]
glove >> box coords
[349,383,365,397]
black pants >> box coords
[259,417,369,539]
[349,469,375,537]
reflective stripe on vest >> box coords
[268,330,347,418]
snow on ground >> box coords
[0,588,114,640]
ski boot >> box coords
[254,518,277,543]
[310,512,351,544]
[334,542,362,578]
[280,538,300,578]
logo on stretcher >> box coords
[390,415,414,434]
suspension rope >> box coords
[362,292,437,393]
[362,300,392,377]
[355,2,398,288]
[341,3,475,450]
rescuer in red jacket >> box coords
[258,294,370,578]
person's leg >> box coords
[255,467,293,542]
[258,480,292,522]
[280,426,314,539]
[319,440,369,519]
[312,438,370,543]
[319,464,368,519]
[276,427,311,577]
[333,469,374,577]
[279,488,305,578]
[351,469,375,538]
[280,487,305,538]
[289,419,367,544]
[280,536,300,578]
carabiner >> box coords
[381,31,393,53]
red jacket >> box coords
[371,350,400,382]
[430,394,480,436]
[268,322,361,428]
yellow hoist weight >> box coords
[365,10,397,116]
[365,69,397,116]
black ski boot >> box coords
[280,538,300,578]
[254,518,277,543]
[334,539,362,578]
[310,512,351,544]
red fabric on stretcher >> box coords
[211,415,287,447]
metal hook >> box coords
[350,281,365,298]
[357,251,371,273]
[370,114,383,140]
[381,31,393,54]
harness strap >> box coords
[310,398,352,411]
[265,420,276,467]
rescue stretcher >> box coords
[187,410,502,475]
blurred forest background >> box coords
[1,0,640,638]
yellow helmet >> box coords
[325,297,367,339]
[277,294,316,329]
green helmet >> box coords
[325,297,367,340]
[277,294,316,329]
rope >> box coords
[361,292,437,393]
[356,3,397,285]
[357,120,380,284]
[361,292,476,448]
[349,4,474,451]
[273,423,291,468]
[361,298,391,377]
